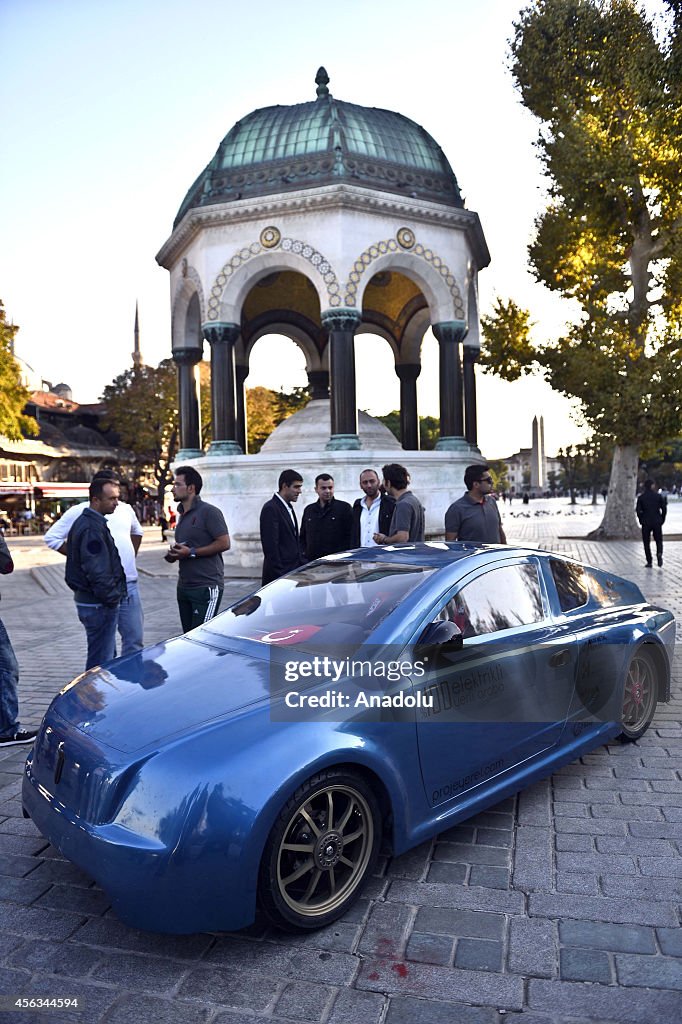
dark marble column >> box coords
[307,369,330,400]
[235,363,249,454]
[173,347,203,460]
[463,345,479,447]
[321,309,362,450]
[203,322,242,455]
[395,363,421,450]
[433,320,469,452]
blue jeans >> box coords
[76,603,119,671]
[117,580,144,656]
[0,617,20,738]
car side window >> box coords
[435,563,545,638]
[550,558,588,612]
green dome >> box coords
[174,69,463,226]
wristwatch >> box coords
[189,547,197,559]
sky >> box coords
[1,0,658,458]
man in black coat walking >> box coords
[636,479,667,567]
[260,470,305,585]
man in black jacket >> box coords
[0,534,37,746]
[300,474,353,561]
[636,479,667,568]
[65,477,127,669]
[260,469,305,585]
[350,468,395,548]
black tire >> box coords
[258,769,381,932]
[618,647,658,742]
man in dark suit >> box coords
[636,478,667,568]
[350,468,395,547]
[260,469,305,585]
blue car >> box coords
[23,543,674,934]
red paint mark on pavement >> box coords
[367,972,379,981]
[392,963,408,978]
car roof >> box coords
[330,541,536,569]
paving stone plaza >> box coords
[0,500,680,1023]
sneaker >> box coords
[0,730,37,747]
[645,562,653,568]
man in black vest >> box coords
[350,468,395,547]
[260,470,305,585]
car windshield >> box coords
[202,559,436,653]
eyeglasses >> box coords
[479,476,493,484]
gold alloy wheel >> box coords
[621,650,657,737]
[275,784,374,918]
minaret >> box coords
[530,415,545,490]
[132,302,142,368]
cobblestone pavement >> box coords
[0,504,680,1024]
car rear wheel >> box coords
[619,648,658,742]
[258,769,381,932]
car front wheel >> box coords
[619,647,658,742]
[258,769,381,931]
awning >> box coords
[0,483,32,495]
[33,483,89,499]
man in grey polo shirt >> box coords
[164,466,230,632]
[445,464,506,544]
[373,463,425,544]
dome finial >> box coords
[315,67,330,99]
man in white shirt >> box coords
[44,471,144,656]
[350,469,396,548]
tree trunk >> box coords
[586,445,640,539]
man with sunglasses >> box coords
[445,464,506,544]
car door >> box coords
[412,558,579,808]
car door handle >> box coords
[549,649,571,668]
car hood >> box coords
[51,637,272,754]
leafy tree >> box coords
[277,385,312,420]
[374,411,440,450]
[246,385,311,453]
[641,435,682,488]
[487,459,510,493]
[199,361,211,449]
[419,416,440,451]
[0,301,38,440]
[557,445,583,505]
[101,360,178,498]
[575,437,613,504]
[482,0,682,538]
[546,469,560,495]
[375,410,400,444]
[247,387,281,453]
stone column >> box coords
[322,309,362,450]
[173,347,203,460]
[462,345,479,447]
[203,322,242,455]
[307,369,330,400]
[433,320,468,451]
[395,363,421,450]
[235,363,249,454]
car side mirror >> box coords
[415,619,463,656]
